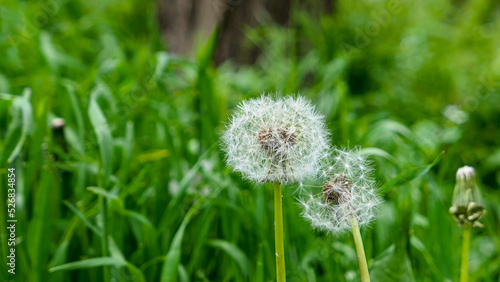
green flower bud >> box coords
[449,166,486,228]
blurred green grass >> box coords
[1,0,500,281]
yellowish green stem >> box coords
[274,182,286,282]
[460,225,471,282]
[349,216,370,282]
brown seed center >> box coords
[323,174,352,205]
[257,127,296,157]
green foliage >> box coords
[1,0,499,281]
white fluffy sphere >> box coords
[300,148,382,234]
[221,94,331,184]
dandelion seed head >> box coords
[221,94,331,184]
[299,148,382,235]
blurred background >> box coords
[1,0,499,281]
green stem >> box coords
[460,225,471,282]
[101,196,110,282]
[349,216,370,282]
[274,182,286,282]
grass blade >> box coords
[3,89,33,163]
[207,239,249,277]
[88,87,113,185]
[49,257,126,272]
[380,151,444,193]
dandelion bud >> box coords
[51,117,66,130]
[51,117,68,160]
[221,94,330,184]
[449,166,486,228]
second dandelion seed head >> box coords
[300,148,382,235]
[322,174,352,205]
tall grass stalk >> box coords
[101,196,110,282]
[460,225,471,282]
[274,181,286,282]
[349,216,370,282]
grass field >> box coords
[1,0,500,281]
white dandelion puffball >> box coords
[221,94,331,184]
[300,148,382,234]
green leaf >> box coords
[160,185,219,282]
[3,88,33,163]
[370,245,416,282]
[410,235,441,279]
[87,186,118,200]
[178,265,189,282]
[125,263,146,282]
[49,257,126,272]
[196,26,219,69]
[108,237,126,262]
[39,31,61,73]
[88,87,113,185]
[359,147,398,164]
[27,160,53,281]
[207,239,249,277]
[158,146,215,232]
[152,51,170,81]
[380,151,444,193]
[255,243,264,282]
[64,82,85,154]
[40,31,83,72]
[160,216,189,282]
[63,200,101,236]
[49,236,145,281]
[124,210,154,227]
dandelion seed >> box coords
[299,148,382,235]
[221,94,330,184]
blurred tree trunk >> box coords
[158,0,334,64]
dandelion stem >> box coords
[460,225,471,282]
[274,181,286,282]
[349,216,370,282]
[101,196,110,282]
